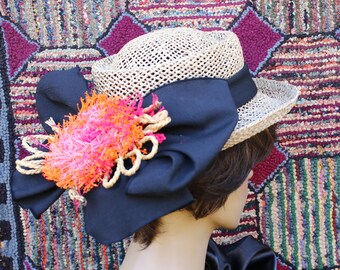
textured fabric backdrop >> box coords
[0,1,339,269]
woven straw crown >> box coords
[92,28,243,98]
[92,27,298,149]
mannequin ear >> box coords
[127,78,238,196]
[36,66,88,134]
[11,170,64,218]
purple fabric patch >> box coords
[276,257,294,270]
[1,19,39,80]
[23,256,40,270]
[97,13,148,56]
[232,7,284,75]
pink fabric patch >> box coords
[232,7,283,74]
[276,258,293,270]
[97,14,148,56]
[1,20,39,79]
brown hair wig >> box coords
[134,125,276,247]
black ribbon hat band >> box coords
[12,64,258,244]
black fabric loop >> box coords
[35,66,88,134]
[205,236,276,270]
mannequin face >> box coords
[209,170,253,230]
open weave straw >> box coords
[92,27,298,149]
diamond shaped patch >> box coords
[231,7,284,75]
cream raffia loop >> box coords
[140,110,171,133]
[16,118,58,175]
[15,134,51,175]
[16,108,171,193]
[102,107,171,189]
[102,135,163,189]
[140,102,171,134]
[68,189,87,206]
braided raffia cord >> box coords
[68,189,87,205]
[15,97,171,202]
[16,135,51,174]
[103,106,171,188]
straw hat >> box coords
[12,27,299,244]
[92,27,298,149]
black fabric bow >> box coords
[12,66,258,244]
[205,236,277,270]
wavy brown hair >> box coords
[134,126,276,247]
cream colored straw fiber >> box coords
[92,27,299,149]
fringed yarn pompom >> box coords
[42,92,166,194]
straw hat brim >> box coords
[223,78,299,149]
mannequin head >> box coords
[13,28,298,253]
[134,125,276,247]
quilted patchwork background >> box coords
[0,1,339,269]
